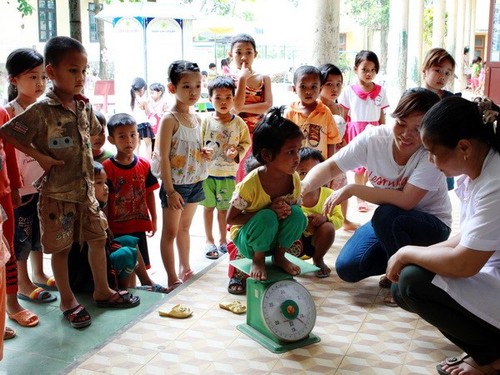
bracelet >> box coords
[166,190,177,198]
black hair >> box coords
[207,75,236,97]
[93,160,104,175]
[44,36,87,67]
[299,147,325,164]
[94,110,107,128]
[130,77,147,110]
[421,96,500,153]
[252,106,304,165]
[209,63,216,69]
[391,87,440,120]
[6,48,44,102]
[318,63,343,86]
[167,60,200,86]
[221,58,229,67]
[293,65,321,86]
[230,33,257,51]
[149,82,165,95]
[354,50,380,73]
[107,113,137,136]
[464,46,470,54]
[244,155,261,174]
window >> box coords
[339,33,346,52]
[88,2,99,43]
[38,0,57,42]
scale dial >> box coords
[261,279,316,342]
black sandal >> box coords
[63,304,92,329]
[228,277,246,295]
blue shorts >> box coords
[14,194,42,261]
[159,181,205,208]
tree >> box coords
[13,0,34,16]
[344,0,389,73]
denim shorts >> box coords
[14,194,42,261]
[160,181,205,208]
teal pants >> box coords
[234,205,307,259]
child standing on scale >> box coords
[3,49,54,333]
[338,50,389,213]
[421,47,458,190]
[229,34,273,182]
[200,76,251,260]
[284,65,341,160]
[156,60,212,292]
[227,107,307,281]
[0,36,140,329]
[318,63,358,231]
[297,147,344,278]
[102,113,160,285]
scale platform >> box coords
[231,254,321,353]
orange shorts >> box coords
[38,196,108,254]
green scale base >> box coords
[231,254,321,353]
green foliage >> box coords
[344,0,389,30]
[13,0,34,17]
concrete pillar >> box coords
[408,0,424,87]
[387,0,409,102]
[469,0,477,58]
[433,0,446,47]
[446,0,458,55]
[455,0,466,91]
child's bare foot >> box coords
[250,258,267,280]
[273,250,300,276]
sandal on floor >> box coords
[315,265,331,278]
[166,280,183,293]
[4,326,16,340]
[436,352,500,375]
[34,276,57,291]
[358,201,369,212]
[17,287,57,304]
[379,275,392,288]
[159,304,192,319]
[383,291,398,307]
[135,283,169,294]
[95,290,140,309]
[205,244,219,259]
[63,304,92,329]
[228,277,246,295]
[219,301,247,315]
[180,270,195,283]
[8,309,39,327]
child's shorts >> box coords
[160,181,205,208]
[38,196,108,254]
[200,176,235,210]
[14,194,42,261]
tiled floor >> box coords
[2,189,462,375]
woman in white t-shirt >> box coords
[387,97,500,375]
[301,88,452,293]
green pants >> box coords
[234,205,307,260]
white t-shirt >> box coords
[338,84,389,122]
[333,124,452,226]
[433,149,500,329]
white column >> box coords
[433,0,446,47]
[455,0,466,91]
[408,0,424,87]
[446,0,458,54]
[469,0,477,58]
[387,0,409,102]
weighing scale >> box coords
[231,253,321,353]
